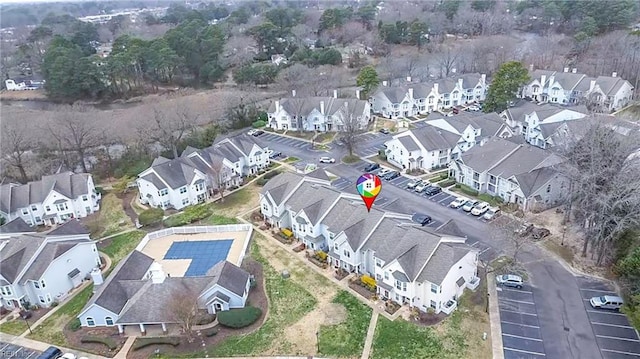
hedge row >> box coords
[132,337,181,351]
[439,179,456,188]
[163,204,213,227]
[252,120,266,128]
[217,306,262,329]
[455,183,479,196]
[80,336,118,350]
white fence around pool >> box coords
[135,225,253,266]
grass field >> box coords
[100,230,146,266]
[0,318,28,335]
[85,193,134,238]
[318,291,372,357]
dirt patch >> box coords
[65,327,126,358]
[126,258,268,359]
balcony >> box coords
[442,299,457,315]
[466,276,481,291]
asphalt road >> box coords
[260,130,638,359]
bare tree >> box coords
[491,216,533,264]
[438,46,460,78]
[557,118,640,264]
[339,100,366,158]
[48,105,100,173]
[145,104,197,159]
[168,286,200,339]
[222,35,258,68]
[209,156,233,202]
[1,122,31,182]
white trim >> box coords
[502,333,542,342]
[503,347,545,356]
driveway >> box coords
[0,342,41,359]
[577,276,640,359]
[353,132,392,158]
[496,284,547,358]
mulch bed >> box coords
[126,258,268,359]
[412,311,447,326]
[23,306,51,325]
[65,327,126,358]
[334,270,349,281]
[348,282,375,300]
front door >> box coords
[214,303,223,312]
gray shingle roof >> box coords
[392,270,409,282]
[459,137,520,173]
[489,144,563,178]
[306,169,330,181]
[435,219,466,238]
[141,173,167,190]
[0,234,46,283]
[205,260,250,297]
[416,243,476,285]
[321,197,386,250]
[398,136,420,152]
[0,218,35,234]
[20,240,90,284]
[285,182,341,225]
[269,97,369,118]
[529,70,556,86]
[595,76,627,96]
[550,72,587,91]
[205,290,231,303]
[47,219,90,236]
[85,250,155,315]
[261,172,304,205]
[409,125,460,151]
[0,172,91,214]
[149,158,198,190]
[515,167,558,197]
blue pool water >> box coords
[164,240,233,277]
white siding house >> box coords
[137,135,269,210]
[0,220,100,310]
[0,172,101,227]
[259,171,480,314]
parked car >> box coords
[378,168,393,177]
[415,182,430,192]
[379,128,390,134]
[471,202,491,216]
[383,171,400,180]
[424,186,442,196]
[590,295,624,311]
[247,129,256,136]
[496,274,523,289]
[483,207,501,220]
[364,163,380,172]
[252,130,265,137]
[37,347,63,359]
[449,196,467,209]
[515,223,535,237]
[61,354,77,359]
[411,213,432,226]
[319,157,336,163]
[531,227,551,240]
[462,200,479,212]
[467,104,481,112]
[407,179,423,189]
[269,151,282,159]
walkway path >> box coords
[487,274,504,359]
[360,311,379,359]
[96,228,140,243]
[113,336,136,359]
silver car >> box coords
[496,274,523,289]
[590,295,623,311]
[462,200,479,212]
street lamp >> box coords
[561,225,567,246]
[316,331,320,353]
[21,314,33,335]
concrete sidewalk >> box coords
[487,274,505,359]
[360,311,380,359]
[1,333,108,359]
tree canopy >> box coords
[483,61,530,113]
[356,66,380,98]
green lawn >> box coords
[0,318,28,335]
[210,188,252,212]
[86,193,134,238]
[314,133,335,143]
[175,235,317,357]
[28,285,94,346]
[283,156,300,163]
[208,215,240,225]
[342,155,361,163]
[318,291,372,357]
[371,318,446,359]
[100,230,146,265]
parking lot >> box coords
[0,342,41,358]
[496,284,548,358]
[577,276,640,359]
[354,132,389,158]
[256,133,313,150]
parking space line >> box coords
[601,349,640,357]
[503,333,543,342]
[592,322,636,329]
[469,241,479,247]
[500,308,538,316]
[586,309,628,316]
[581,288,618,295]
[500,298,535,305]
[596,335,640,342]
[501,321,540,329]
[479,247,490,255]
[502,288,533,294]
[504,347,546,356]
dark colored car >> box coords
[424,186,442,196]
[531,227,551,240]
[411,213,432,226]
[364,163,380,172]
[379,128,390,134]
[269,151,282,159]
[37,346,63,359]
[252,130,265,137]
[383,171,400,180]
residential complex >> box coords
[137,135,269,210]
[0,172,101,227]
[260,171,480,314]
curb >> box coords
[487,274,505,359]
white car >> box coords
[415,182,429,192]
[462,200,479,212]
[467,105,481,112]
[483,207,500,220]
[471,202,490,216]
[406,179,423,189]
[378,168,393,176]
[61,354,77,359]
[319,157,335,163]
[449,197,467,209]
[247,129,256,136]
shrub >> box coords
[263,170,281,180]
[315,250,328,262]
[81,336,118,350]
[439,179,456,187]
[163,204,213,227]
[138,208,164,226]
[256,177,269,186]
[217,307,262,328]
[252,120,266,128]
[68,318,82,332]
[203,327,219,337]
[361,275,377,288]
[281,228,293,238]
[50,301,59,308]
[459,184,479,196]
[132,337,181,351]
[196,313,216,325]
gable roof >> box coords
[435,219,466,238]
[140,173,167,190]
[0,234,46,283]
[0,218,35,234]
[47,219,90,236]
[261,172,304,206]
[0,172,91,214]
[268,97,369,117]
[398,136,420,151]
[416,243,476,285]
[409,125,460,151]
[20,239,91,284]
[204,260,250,297]
[306,168,330,181]
[515,167,558,197]
[459,137,520,173]
[287,182,342,225]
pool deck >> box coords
[139,231,248,277]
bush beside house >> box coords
[217,307,262,328]
[163,204,213,227]
[138,208,164,226]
